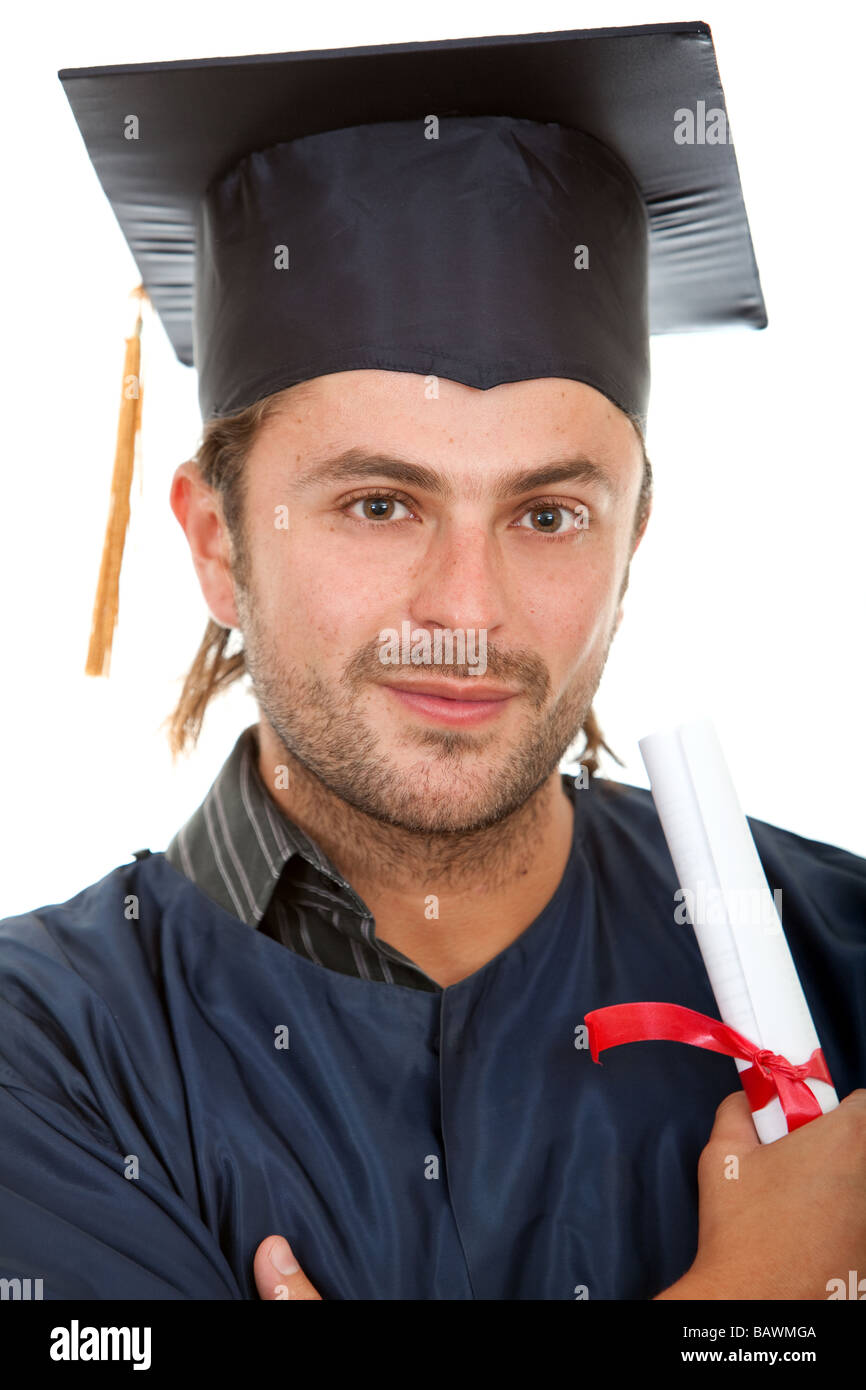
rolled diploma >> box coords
[638,718,838,1143]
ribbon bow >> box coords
[583,1001,833,1133]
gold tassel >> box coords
[85,285,147,677]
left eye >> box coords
[349,496,414,521]
[516,504,584,533]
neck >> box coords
[256,721,576,987]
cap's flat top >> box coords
[59,22,766,367]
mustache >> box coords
[341,633,551,710]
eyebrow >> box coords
[288,447,622,503]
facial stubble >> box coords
[234,567,621,836]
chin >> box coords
[369,798,514,837]
[346,756,540,836]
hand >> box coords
[254,1235,323,1300]
[655,1086,866,1299]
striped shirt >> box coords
[165,723,443,991]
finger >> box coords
[706,1088,760,1149]
[254,1235,323,1301]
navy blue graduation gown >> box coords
[1,780,864,1300]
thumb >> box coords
[706,1088,760,1150]
[255,1235,323,1301]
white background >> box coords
[1,0,863,918]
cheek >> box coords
[252,520,400,656]
[518,550,620,668]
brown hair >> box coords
[164,386,653,775]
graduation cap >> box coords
[59,21,766,676]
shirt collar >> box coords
[165,722,372,927]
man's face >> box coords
[228,370,646,834]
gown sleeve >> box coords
[0,909,243,1300]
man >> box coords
[1,23,864,1301]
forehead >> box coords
[253,370,643,499]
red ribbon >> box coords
[584,1001,833,1133]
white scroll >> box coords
[638,718,838,1143]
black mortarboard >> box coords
[59,22,766,673]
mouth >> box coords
[380,679,518,727]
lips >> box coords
[382,679,516,702]
[380,680,518,727]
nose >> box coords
[406,517,507,637]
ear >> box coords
[632,503,652,554]
[169,461,240,628]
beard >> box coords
[234,581,617,837]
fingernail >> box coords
[270,1237,299,1276]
